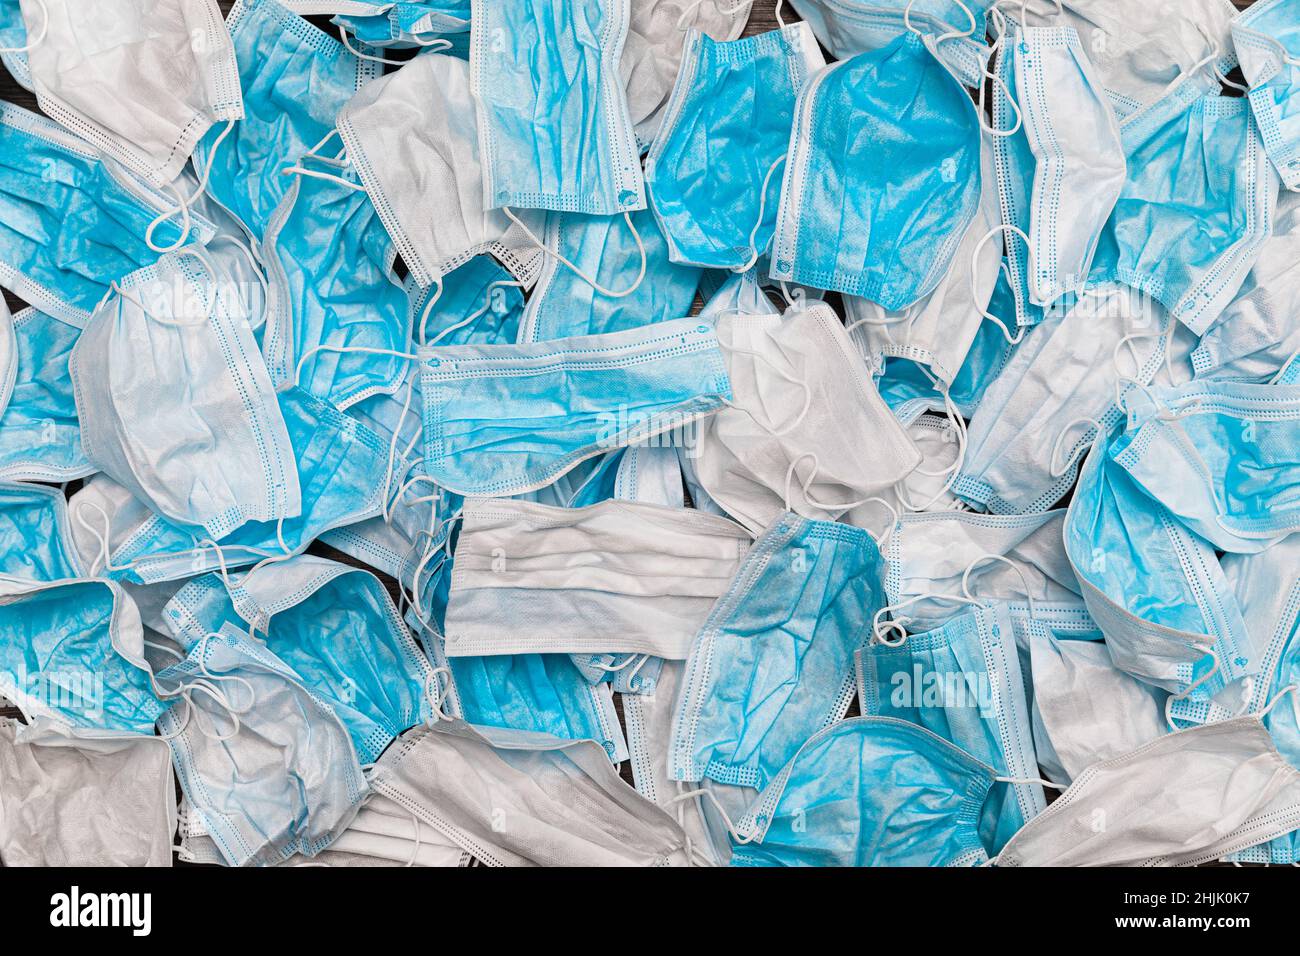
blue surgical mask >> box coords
[645,23,825,271]
[1088,82,1280,336]
[0,480,84,581]
[729,717,996,867]
[0,101,206,327]
[769,31,982,308]
[856,604,1045,853]
[1234,0,1300,192]
[518,207,702,342]
[420,318,730,497]
[470,0,645,215]
[0,307,91,482]
[0,577,163,735]
[669,512,886,790]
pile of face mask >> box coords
[1,0,1299,869]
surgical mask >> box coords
[1088,82,1280,336]
[694,303,922,534]
[1112,380,1300,554]
[0,717,176,866]
[881,509,1080,634]
[670,511,886,789]
[769,31,981,307]
[996,716,1300,867]
[70,247,300,539]
[0,577,163,735]
[470,0,645,216]
[70,387,389,585]
[0,479,83,581]
[294,793,471,868]
[157,625,368,867]
[1235,0,1300,192]
[517,207,702,343]
[645,22,825,271]
[444,497,751,660]
[857,604,1044,853]
[370,721,691,866]
[195,0,380,237]
[1191,189,1300,383]
[1064,421,1255,706]
[22,0,243,188]
[731,717,996,867]
[954,284,1168,514]
[0,101,207,327]
[326,2,471,47]
[622,0,751,150]
[420,318,730,497]
[1027,621,1168,784]
[846,413,962,528]
[335,53,545,291]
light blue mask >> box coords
[769,32,981,307]
[644,23,825,271]
[0,480,83,582]
[1065,421,1256,713]
[730,717,995,867]
[856,604,1045,854]
[669,512,886,790]
[469,0,645,215]
[421,318,730,497]
[1088,82,1280,335]
[0,101,204,327]
[0,577,162,735]
[1234,0,1300,192]
[0,307,92,482]
[157,626,367,867]
[1111,380,1300,554]
[517,208,701,342]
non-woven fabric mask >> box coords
[857,605,1045,853]
[1192,188,1300,383]
[1235,0,1300,192]
[70,248,300,539]
[0,717,176,867]
[0,480,83,581]
[1012,21,1126,305]
[22,0,243,187]
[1064,422,1255,705]
[157,626,368,867]
[444,497,751,660]
[0,576,163,735]
[645,22,825,271]
[730,717,996,867]
[0,101,206,327]
[517,207,701,343]
[469,0,645,215]
[996,717,1300,867]
[954,284,1168,514]
[694,303,921,535]
[1219,533,1300,721]
[769,31,981,307]
[420,318,730,498]
[881,509,1081,634]
[1112,380,1300,554]
[622,0,750,150]
[335,53,545,291]
[670,512,886,789]
[370,720,691,866]
[1089,83,1279,336]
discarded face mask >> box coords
[1232,0,1300,192]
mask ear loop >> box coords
[905,0,978,45]
[144,118,238,254]
[976,7,1024,138]
[733,155,786,273]
[336,24,442,65]
[1163,649,1222,732]
[72,500,134,576]
[1256,684,1299,722]
[674,0,760,32]
[408,509,462,627]
[423,666,456,725]
[501,207,647,299]
[667,785,760,846]
[1269,345,1300,385]
[426,279,526,348]
[280,129,368,192]
[0,0,46,53]
[1190,22,1248,93]
[156,632,257,743]
[1048,416,1106,478]
[714,321,813,437]
[971,225,1029,343]
[1161,27,1224,97]
[872,592,986,646]
[893,387,969,512]
[960,552,1038,619]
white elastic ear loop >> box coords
[894,390,968,512]
[1269,345,1300,385]
[1163,26,1223,96]
[502,207,647,299]
[423,666,456,724]
[675,0,759,32]
[960,552,1037,619]
[1011,0,1063,31]
[1048,416,1105,478]
[144,118,237,254]
[975,14,1024,138]
[667,785,759,846]
[734,155,786,273]
[905,0,977,45]
[426,279,525,347]
[0,0,46,53]
[156,633,257,743]
[1164,649,1222,731]
[280,129,367,192]
[416,276,445,346]
[972,225,1030,343]
[995,774,1067,790]
[1256,684,1299,721]
[1192,22,1249,93]
[783,452,900,515]
[715,323,813,437]
[872,592,985,645]
[293,344,421,392]
[337,23,416,66]
[72,500,132,576]
[106,244,229,329]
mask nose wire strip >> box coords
[144,118,238,254]
[0,0,46,53]
[502,207,647,299]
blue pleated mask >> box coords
[1234,0,1300,192]
[0,480,83,582]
